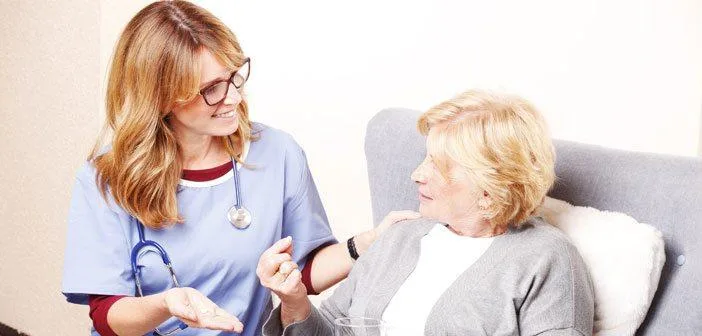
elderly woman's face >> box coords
[411,131,483,224]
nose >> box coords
[411,164,427,184]
[223,83,241,106]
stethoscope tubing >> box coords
[128,159,247,334]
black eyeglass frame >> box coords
[198,57,251,106]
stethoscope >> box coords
[129,160,251,335]
[131,222,188,335]
[227,159,252,229]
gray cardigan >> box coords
[263,218,594,335]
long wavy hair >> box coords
[90,1,252,229]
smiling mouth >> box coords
[419,193,432,201]
[212,110,235,118]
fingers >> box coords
[184,289,244,332]
[272,268,307,305]
[200,308,244,333]
[256,236,307,304]
[279,268,303,294]
[388,210,421,222]
[263,236,293,256]
[264,259,298,285]
[257,252,293,279]
[258,257,304,303]
[278,260,297,277]
[257,237,299,291]
[376,210,421,233]
[379,210,421,228]
[170,302,198,322]
[271,260,298,284]
[164,288,198,321]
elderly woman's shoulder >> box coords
[396,217,436,233]
[509,217,580,257]
[360,218,434,261]
[381,218,436,242]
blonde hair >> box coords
[417,90,556,229]
[90,1,253,229]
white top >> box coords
[381,223,495,335]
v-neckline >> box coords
[363,220,517,323]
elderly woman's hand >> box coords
[354,210,421,255]
[256,236,311,326]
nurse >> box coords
[61,1,417,335]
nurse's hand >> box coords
[375,210,422,237]
[163,287,244,333]
[257,236,307,303]
[257,236,311,325]
[354,210,421,255]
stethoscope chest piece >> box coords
[228,205,252,229]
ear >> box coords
[478,191,492,210]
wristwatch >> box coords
[347,236,359,260]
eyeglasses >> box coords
[199,57,251,106]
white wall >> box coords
[0,1,154,334]
[0,1,100,335]
[1,0,700,334]
[194,0,702,240]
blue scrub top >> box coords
[62,123,337,335]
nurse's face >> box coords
[170,48,243,139]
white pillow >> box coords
[536,197,665,336]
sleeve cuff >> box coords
[262,303,332,336]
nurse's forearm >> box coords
[309,243,352,292]
[107,292,172,336]
[310,230,376,292]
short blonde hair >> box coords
[418,90,556,229]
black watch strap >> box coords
[347,236,360,260]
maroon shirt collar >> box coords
[181,161,234,182]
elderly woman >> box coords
[259,90,595,335]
